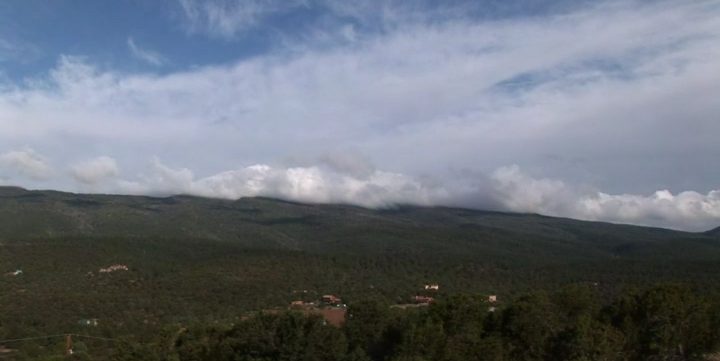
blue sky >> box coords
[0,0,595,79]
[1,0,270,77]
[1,0,719,230]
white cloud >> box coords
[581,190,720,231]
[177,0,305,38]
[0,149,52,180]
[0,1,718,230]
[108,161,720,231]
[1,149,718,231]
[127,37,165,66]
[491,165,574,214]
[71,156,120,185]
[116,158,442,208]
[488,165,720,232]
[175,0,424,40]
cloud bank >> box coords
[4,150,718,231]
[125,161,720,232]
[488,166,720,232]
[0,1,719,231]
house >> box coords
[288,303,347,327]
[321,295,342,305]
[424,284,439,291]
[290,300,312,310]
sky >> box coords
[0,0,719,231]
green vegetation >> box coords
[0,187,719,359]
[110,284,720,361]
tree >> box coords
[344,300,394,360]
[606,284,720,361]
[392,317,445,360]
[501,292,559,361]
[549,314,624,361]
[636,284,714,360]
[302,315,348,361]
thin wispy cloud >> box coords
[0,37,41,64]
[177,0,305,39]
[127,37,166,66]
[0,38,14,61]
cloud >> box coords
[107,160,720,232]
[0,38,15,62]
[0,37,41,64]
[488,165,720,232]
[0,149,52,180]
[127,37,165,66]
[0,1,718,230]
[177,0,305,38]
[1,149,718,231]
[71,156,120,185]
[116,158,442,208]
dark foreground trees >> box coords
[106,284,719,361]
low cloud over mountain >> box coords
[0,1,718,231]
[3,151,718,231]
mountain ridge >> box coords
[0,185,714,235]
[1,184,719,269]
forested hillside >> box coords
[1,187,719,360]
[111,284,720,361]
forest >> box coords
[1,188,720,360]
[5,284,720,361]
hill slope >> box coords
[1,186,719,338]
[707,226,720,236]
[0,186,716,256]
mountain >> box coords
[706,226,720,236]
[1,186,720,339]
[0,186,715,254]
